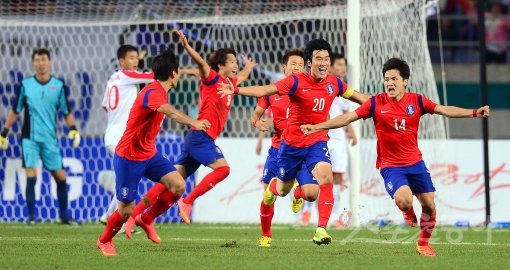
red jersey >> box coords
[257,94,289,149]
[193,69,237,140]
[115,81,168,161]
[355,92,437,169]
[274,72,351,148]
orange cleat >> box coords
[97,238,118,256]
[124,216,136,239]
[416,243,436,256]
[177,199,192,225]
[402,209,418,227]
[135,214,161,244]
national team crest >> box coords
[263,168,268,178]
[386,182,393,192]
[326,84,334,95]
[121,187,129,199]
[405,104,415,115]
[279,167,286,178]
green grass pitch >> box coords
[0,223,508,270]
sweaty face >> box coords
[282,55,304,76]
[330,58,346,79]
[119,51,139,70]
[309,50,330,81]
[32,54,51,76]
[219,53,238,79]
[384,69,408,101]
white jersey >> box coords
[102,69,154,147]
[328,96,350,140]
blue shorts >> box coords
[380,160,436,199]
[22,138,63,171]
[262,146,317,185]
[114,152,176,203]
[277,141,330,182]
[175,130,224,176]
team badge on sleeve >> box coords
[406,104,415,115]
[326,84,334,95]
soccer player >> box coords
[122,30,256,230]
[218,39,370,245]
[300,57,490,256]
[0,48,81,225]
[300,53,358,227]
[96,50,210,256]
[99,45,154,227]
[251,49,318,247]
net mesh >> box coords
[0,0,448,224]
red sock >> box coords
[99,210,126,243]
[294,185,305,200]
[395,200,415,216]
[269,178,280,196]
[317,184,334,228]
[260,200,275,237]
[132,183,167,218]
[418,211,436,246]
[183,166,230,205]
[141,189,181,224]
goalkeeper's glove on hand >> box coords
[67,126,81,148]
[0,128,9,150]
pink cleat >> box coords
[97,238,118,256]
[177,199,192,225]
[124,216,136,239]
[134,214,161,244]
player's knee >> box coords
[304,193,318,202]
[118,207,133,220]
[396,198,413,211]
[421,203,436,215]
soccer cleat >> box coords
[177,199,192,225]
[402,209,418,227]
[135,214,161,244]
[258,236,272,247]
[97,238,118,256]
[124,216,136,239]
[25,216,36,226]
[56,217,80,226]
[313,227,332,246]
[416,243,436,256]
[99,214,109,225]
[291,182,304,213]
[263,178,277,206]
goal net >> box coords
[0,0,449,224]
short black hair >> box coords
[117,45,138,60]
[330,52,346,65]
[32,48,51,61]
[304,39,332,64]
[382,58,410,80]
[207,48,237,72]
[152,50,179,81]
[281,48,305,65]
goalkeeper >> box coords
[0,48,80,225]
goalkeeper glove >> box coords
[67,126,81,148]
[0,128,8,150]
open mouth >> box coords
[318,67,327,75]
[231,69,238,76]
[387,87,395,94]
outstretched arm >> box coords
[236,55,257,85]
[301,111,360,135]
[177,30,210,79]
[157,104,211,130]
[434,105,490,118]
[218,83,278,98]
[347,90,371,105]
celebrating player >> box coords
[251,49,319,247]
[96,50,210,256]
[99,45,154,228]
[218,39,370,245]
[300,57,490,256]
[122,30,256,234]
